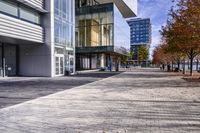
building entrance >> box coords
[64,53,74,75]
[0,43,17,77]
[55,54,64,76]
[69,55,74,73]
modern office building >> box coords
[0,0,75,77]
[127,18,151,61]
[75,0,137,71]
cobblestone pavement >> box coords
[0,68,200,133]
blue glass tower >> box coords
[127,18,151,61]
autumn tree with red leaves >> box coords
[160,0,200,76]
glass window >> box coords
[55,57,59,75]
[75,3,114,48]
[91,24,99,46]
[54,0,74,47]
[62,0,67,18]
[71,0,74,22]
[100,12,107,25]
[0,0,18,17]
[54,0,59,16]
[20,7,40,24]
[92,13,99,25]
[71,25,74,47]
[55,20,60,43]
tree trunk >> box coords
[178,60,180,70]
[183,59,186,75]
[189,49,196,76]
[196,59,199,71]
[190,56,193,76]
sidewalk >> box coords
[0,68,200,133]
[0,72,119,109]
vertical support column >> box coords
[99,18,102,46]
[89,54,92,69]
[109,54,112,72]
[115,56,119,72]
[100,53,105,68]
[16,45,19,76]
[2,43,5,77]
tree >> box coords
[137,45,149,62]
[160,0,200,76]
[128,51,134,60]
[121,55,128,65]
[152,43,175,66]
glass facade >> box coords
[75,2,130,70]
[113,5,130,52]
[75,3,129,53]
[54,0,74,47]
[0,0,41,24]
[75,3,113,48]
[127,18,151,45]
[54,0,75,75]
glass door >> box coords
[69,56,74,73]
[55,55,64,76]
[60,56,64,74]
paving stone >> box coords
[0,68,200,132]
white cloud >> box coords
[136,0,173,58]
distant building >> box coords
[127,18,151,62]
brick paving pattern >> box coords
[0,68,199,133]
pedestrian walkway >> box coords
[0,72,120,109]
[0,68,200,133]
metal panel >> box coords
[24,0,44,9]
[76,46,114,54]
[16,0,46,12]
[96,0,137,18]
[0,14,44,43]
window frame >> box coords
[0,0,41,26]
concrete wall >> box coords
[18,44,51,77]
[18,0,54,77]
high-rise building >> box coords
[0,0,75,77]
[127,18,151,61]
[75,0,137,71]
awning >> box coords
[95,0,137,18]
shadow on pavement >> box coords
[0,72,121,109]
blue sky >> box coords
[137,0,173,57]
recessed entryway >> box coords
[0,43,18,77]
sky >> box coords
[137,0,173,57]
